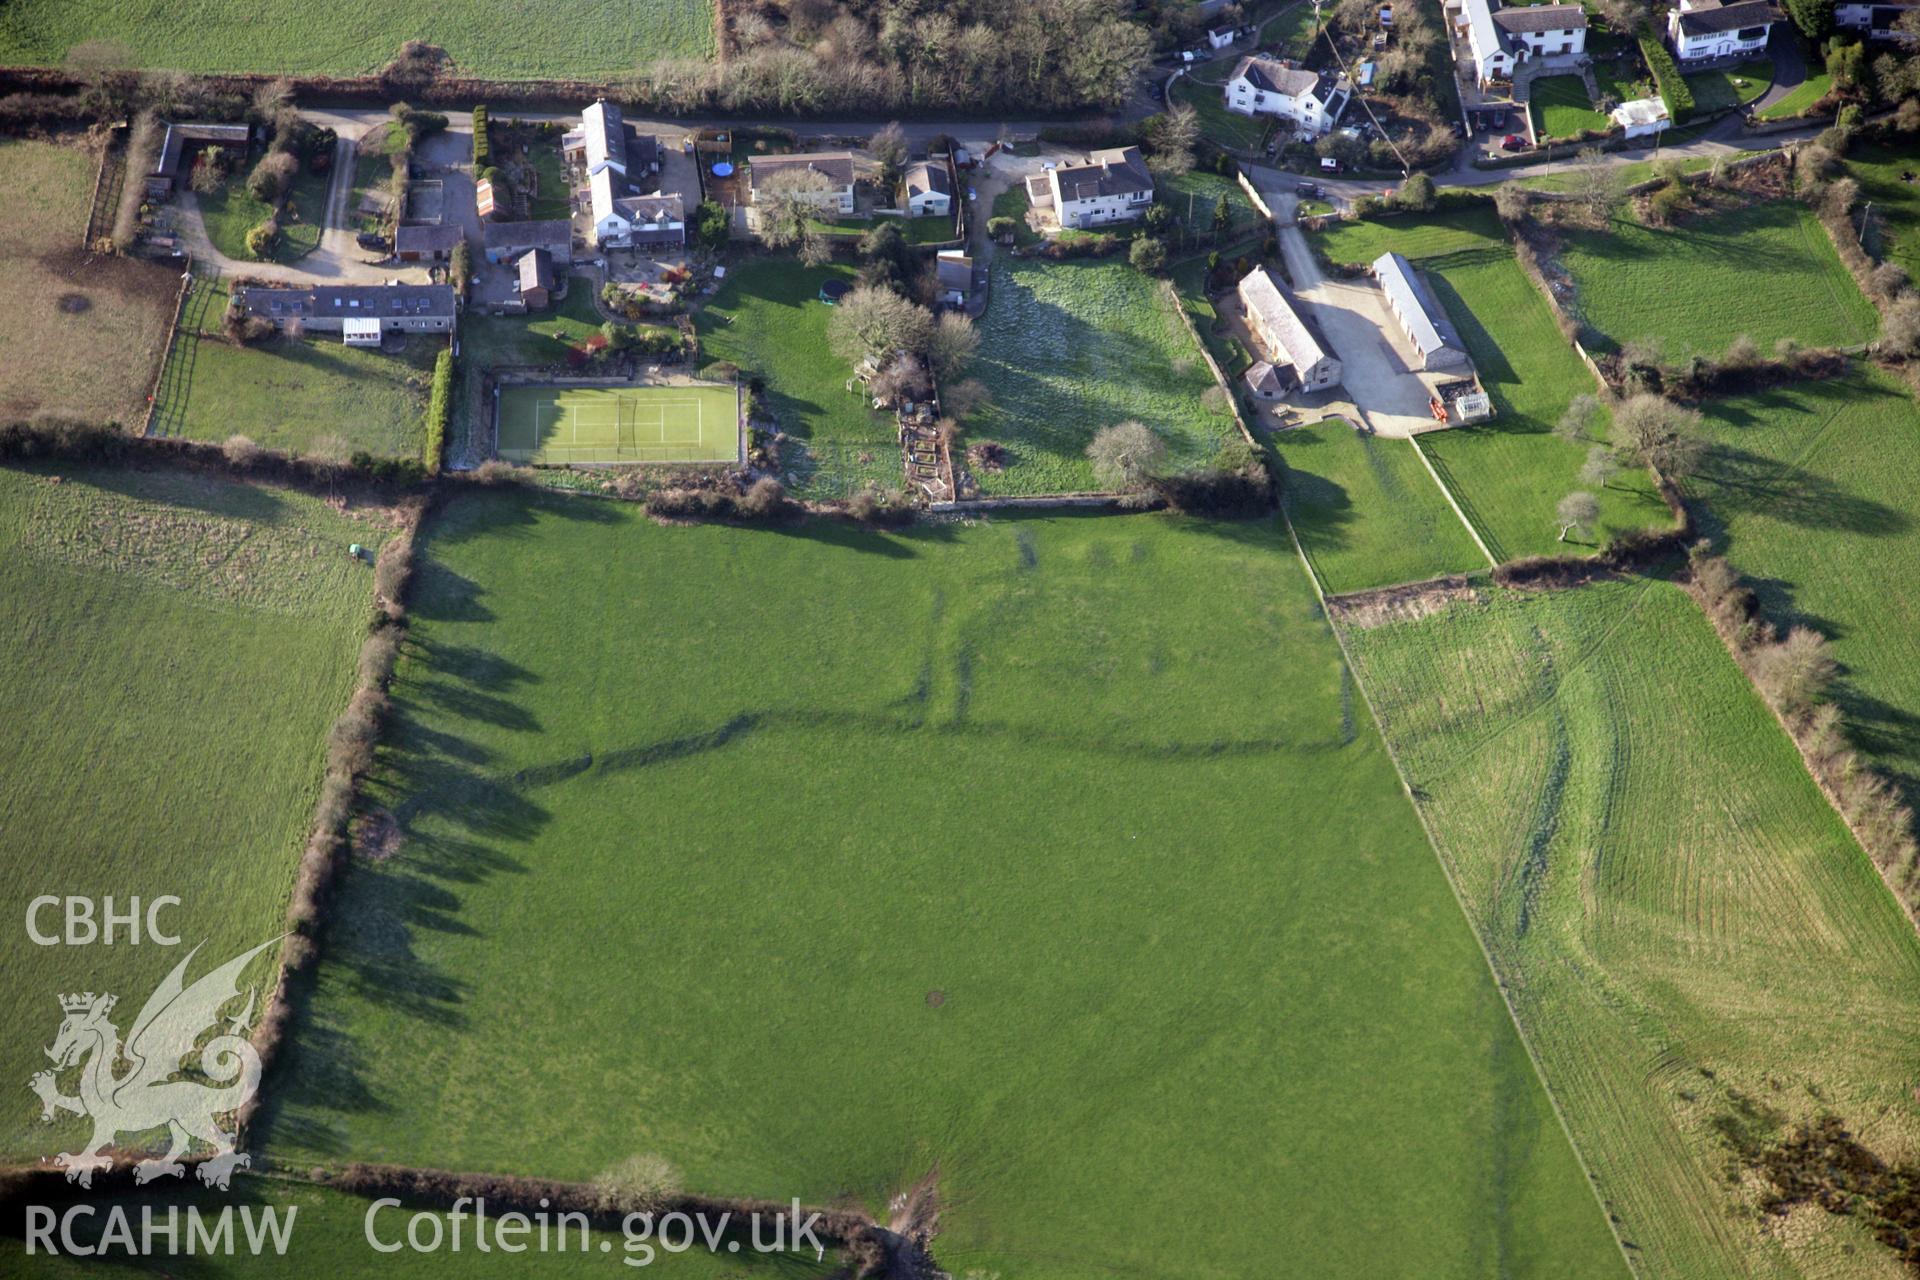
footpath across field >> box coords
[495,381,741,465]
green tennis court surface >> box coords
[496,383,740,464]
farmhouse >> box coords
[1223,57,1352,136]
[230,283,457,339]
[936,250,973,306]
[484,219,572,266]
[1450,0,1586,86]
[394,223,464,262]
[517,249,554,310]
[143,121,252,197]
[1046,147,1154,229]
[1666,0,1783,60]
[593,185,686,249]
[1238,267,1340,392]
[563,99,630,178]
[1371,252,1469,371]
[902,161,953,217]
[749,152,858,215]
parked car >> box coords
[356,232,390,252]
[1501,134,1529,152]
[1319,157,1342,173]
[1295,181,1322,197]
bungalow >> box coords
[749,152,857,215]
[1667,0,1783,61]
[936,250,972,306]
[394,223,465,262]
[1223,57,1352,136]
[1047,146,1154,229]
[143,121,253,198]
[230,283,457,339]
[483,219,572,266]
[1237,267,1339,392]
[902,160,953,217]
[1371,252,1469,372]
[1452,0,1586,86]
[517,249,555,310]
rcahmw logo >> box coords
[28,938,277,1190]
[24,1203,297,1260]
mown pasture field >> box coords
[1558,200,1878,358]
[1343,578,1920,1280]
[693,256,897,497]
[1311,209,1670,560]
[1279,419,1488,592]
[970,258,1244,494]
[0,138,179,429]
[1850,141,1920,280]
[263,496,1627,1280]
[0,0,714,78]
[1690,366,1920,811]
[0,463,388,1165]
[152,277,440,459]
[3,1177,832,1277]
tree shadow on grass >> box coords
[1692,442,1910,538]
[67,464,289,524]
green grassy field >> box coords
[0,137,179,428]
[5,1177,832,1276]
[1689,366,1920,813]
[1158,169,1265,243]
[1311,209,1670,561]
[692,257,896,497]
[154,278,440,459]
[459,282,606,369]
[1559,200,1879,358]
[496,382,740,464]
[1171,69,1270,153]
[0,463,384,1165]
[1850,141,1920,280]
[1528,75,1608,139]
[196,165,328,264]
[970,257,1243,494]
[0,0,714,77]
[1280,419,1489,592]
[1684,59,1772,114]
[262,495,1627,1280]
[1342,577,1920,1280]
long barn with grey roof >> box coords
[1370,252,1469,371]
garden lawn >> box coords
[460,281,605,368]
[693,256,896,497]
[155,278,439,459]
[526,141,570,222]
[1172,258,1254,376]
[0,463,385,1165]
[991,185,1042,246]
[0,0,713,77]
[1528,75,1607,139]
[262,495,1628,1280]
[1159,169,1265,244]
[1310,208,1669,561]
[1758,70,1833,119]
[4,1177,831,1277]
[1559,200,1878,358]
[0,137,178,427]
[1172,69,1270,153]
[970,257,1244,494]
[1343,577,1920,1280]
[1689,366,1920,816]
[1849,141,1920,280]
[1683,59,1772,114]
[1280,419,1489,592]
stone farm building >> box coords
[517,249,555,310]
[143,121,253,198]
[903,160,953,217]
[1223,57,1352,136]
[484,219,572,266]
[231,283,457,343]
[749,152,858,215]
[395,223,464,262]
[1238,267,1339,394]
[1371,252,1469,371]
[1035,146,1154,230]
[1667,0,1782,60]
[1450,0,1587,86]
[936,250,972,306]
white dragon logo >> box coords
[27,938,277,1190]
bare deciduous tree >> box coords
[927,311,979,380]
[827,284,934,368]
[1555,392,1602,443]
[756,166,835,251]
[1755,626,1838,715]
[1579,443,1619,490]
[1611,393,1708,478]
[1087,420,1167,489]
[1146,104,1200,176]
[1556,490,1600,542]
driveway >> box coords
[1750,28,1808,117]
[1254,182,1441,438]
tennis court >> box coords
[495,382,742,464]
